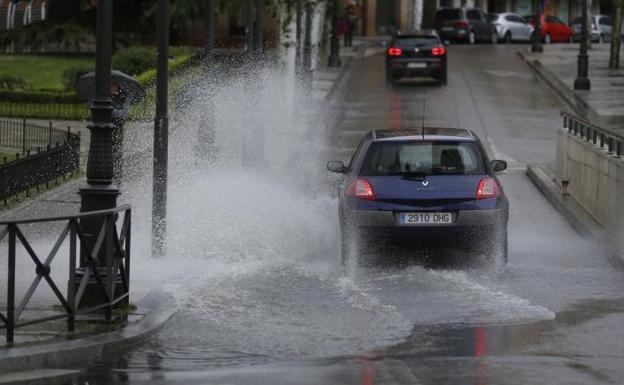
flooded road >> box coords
[47,44,624,385]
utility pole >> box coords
[205,0,214,60]
[246,0,254,52]
[327,0,341,68]
[255,0,264,53]
[152,0,169,256]
[574,0,591,90]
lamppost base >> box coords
[328,54,342,68]
[73,267,128,312]
[574,77,591,90]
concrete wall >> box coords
[556,127,624,255]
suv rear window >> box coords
[435,9,462,20]
[394,36,439,47]
[360,141,486,176]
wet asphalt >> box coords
[40,44,624,385]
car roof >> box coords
[371,128,476,142]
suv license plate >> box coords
[399,212,452,225]
[407,62,427,69]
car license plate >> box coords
[407,62,427,69]
[441,27,454,31]
[399,212,453,225]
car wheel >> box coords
[504,31,512,44]
[468,30,476,45]
[544,33,552,44]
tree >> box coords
[609,0,623,69]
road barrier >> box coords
[0,205,132,344]
[0,118,75,155]
[556,112,624,255]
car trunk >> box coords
[368,175,482,206]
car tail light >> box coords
[431,46,446,56]
[455,20,468,28]
[387,47,403,56]
[476,177,500,200]
[346,178,376,201]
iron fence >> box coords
[0,205,132,344]
[0,133,80,203]
[562,111,624,156]
[0,118,78,155]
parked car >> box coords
[524,14,574,43]
[435,7,498,44]
[327,128,509,266]
[487,12,534,43]
[385,30,447,85]
[571,15,612,43]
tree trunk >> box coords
[609,0,622,69]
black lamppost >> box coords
[531,0,543,53]
[78,0,119,306]
[574,0,591,90]
[327,0,341,68]
[152,0,169,256]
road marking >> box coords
[484,69,533,79]
[0,369,80,384]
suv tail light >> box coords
[431,46,446,56]
[387,47,403,56]
[476,177,500,200]
[455,20,468,28]
[346,178,376,200]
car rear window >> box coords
[394,36,439,47]
[435,9,461,20]
[360,141,486,176]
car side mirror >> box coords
[491,159,507,172]
[327,161,347,173]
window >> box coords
[467,10,482,21]
[435,9,461,20]
[360,142,486,176]
[505,15,515,22]
[600,16,612,26]
[395,36,439,47]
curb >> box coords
[0,291,177,373]
[526,165,623,268]
[516,50,598,122]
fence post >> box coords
[22,118,26,154]
[49,122,53,148]
[68,220,77,333]
[7,224,16,344]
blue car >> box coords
[327,128,509,266]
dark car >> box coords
[434,7,498,44]
[385,31,447,85]
[327,128,509,266]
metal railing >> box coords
[0,133,80,203]
[0,205,131,344]
[0,118,78,155]
[562,111,624,157]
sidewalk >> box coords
[518,43,624,128]
[0,41,367,374]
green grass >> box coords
[0,54,94,91]
[0,150,17,163]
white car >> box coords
[488,12,535,43]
